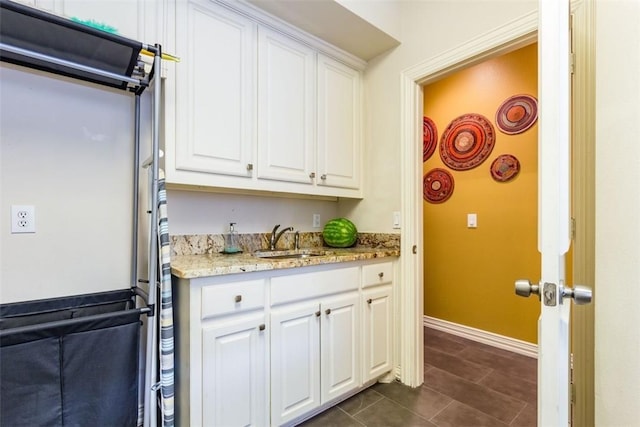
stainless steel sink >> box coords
[253,249,327,260]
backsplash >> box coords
[170,232,400,256]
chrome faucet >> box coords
[270,224,293,250]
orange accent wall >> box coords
[423,43,540,344]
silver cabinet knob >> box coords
[246,163,253,171]
[235,295,242,303]
[315,311,321,317]
[309,172,316,179]
[378,272,384,279]
[515,279,540,298]
[258,324,266,331]
[320,174,327,180]
[325,308,331,315]
[367,299,372,304]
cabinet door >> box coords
[317,54,361,190]
[201,315,268,427]
[257,26,316,184]
[270,301,321,425]
[174,0,256,178]
[321,292,360,403]
[362,285,393,382]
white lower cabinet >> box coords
[201,314,268,427]
[320,293,361,403]
[173,276,268,426]
[174,259,395,426]
[270,300,321,424]
[362,285,393,382]
[362,262,394,382]
[270,291,360,426]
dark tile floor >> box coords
[299,327,537,427]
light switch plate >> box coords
[393,211,401,229]
[467,213,477,228]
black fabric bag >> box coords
[1,290,142,426]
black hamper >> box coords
[0,289,144,426]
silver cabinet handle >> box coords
[320,174,327,180]
[378,272,384,279]
[325,308,331,315]
[235,295,242,303]
[258,324,266,331]
[246,163,253,171]
[309,172,316,179]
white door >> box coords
[174,0,256,178]
[257,26,316,184]
[270,301,321,425]
[515,1,592,425]
[317,53,362,190]
[362,285,393,382]
[320,292,360,403]
[201,315,268,427]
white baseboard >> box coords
[423,316,537,359]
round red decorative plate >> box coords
[423,116,437,162]
[490,154,521,182]
[423,168,454,203]
[439,113,496,170]
[495,94,538,135]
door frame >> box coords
[398,6,595,424]
[397,12,538,387]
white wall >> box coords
[594,0,640,424]
[0,65,140,303]
[0,64,338,304]
[167,190,338,235]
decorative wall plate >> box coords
[490,154,521,182]
[423,168,454,203]
[439,113,496,170]
[423,116,437,162]
[495,94,538,135]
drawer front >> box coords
[202,279,265,319]
[362,262,393,288]
[271,267,359,305]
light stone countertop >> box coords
[171,246,400,279]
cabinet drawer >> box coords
[271,267,359,305]
[202,279,265,319]
[362,262,393,288]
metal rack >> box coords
[0,0,163,425]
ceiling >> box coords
[245,0,400,61]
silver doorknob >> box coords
[515,279,540,298]
[562,285,592,305]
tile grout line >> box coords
[335,405,367,426]
[346,392,386,419]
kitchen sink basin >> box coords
[253,249,327,260]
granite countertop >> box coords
[171,246,400,279]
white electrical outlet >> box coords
[11,205,36,233]
[312,214,321,228]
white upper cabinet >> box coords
[257,27,316,184]
[173,0,256,178]
[164,0,364,198]
[317,54,362,190]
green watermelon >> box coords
[323,218,358,248]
